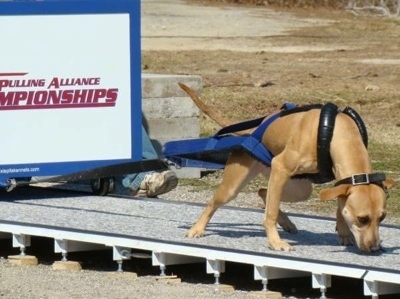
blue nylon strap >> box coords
[214,102,298,140]
[163,103,299,168]
[251,103,297,141]
[251,112,280,141]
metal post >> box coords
[254,266,269,291]
[153,252,167,276]
[112,246,131,273]
[312,273,331,299]
[364,280,379,299]
[206,259,225,285]
[12,234,31,256]
[54,239,68,261]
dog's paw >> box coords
[268,240,293,252]
[338,234,355,246]
[278,211,298,234]
[186,228,205,238]
[280,222,298,234]
[336,223,355,246]
[278,215,298,234]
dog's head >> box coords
[320,178,395,253]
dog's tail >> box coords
[180,82,268,209]
[178,82,255,135]
[178,82,233,128]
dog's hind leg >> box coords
[186,151,262,238]
[257,188,298,234]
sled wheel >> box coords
[90,177,115,196]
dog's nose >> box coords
[368,242,382,253]
[370,245,380,252]
[360,239,382,253]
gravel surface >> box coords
[0,187,276,299]
[0,258,257,299]
[0,183,398,299]
[1,194,399,270]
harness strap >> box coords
[316,102,338,183]
[215,103,298,137]
[215,116,265,137]
[251,112,280,141]
[342,106,368,148]
[213,102,375,187]
[334,172,386,187]
[280,103,323,117]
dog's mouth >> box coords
[357,237,383,254]
[350,231,383,254]
[360,246,382,254]
[360,244,385,255]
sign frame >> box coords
[0,0,142,188]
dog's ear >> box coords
[383,178,396,189]
[319,184,350,201]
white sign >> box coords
[0,14,132,164]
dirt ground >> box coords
[142,0,400,147]
[1,0,400,298]
[142,1,400,142]
[142,0,336,52]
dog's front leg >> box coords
[186,152,261,238]
[263,157,292,251]
[336,199,354,246]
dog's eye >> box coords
[358,216,370,225]
[379,213,386,223]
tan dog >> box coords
[179,83,395,253]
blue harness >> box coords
[162,102,368,184]
[162,103,297,169]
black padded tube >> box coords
[317,102,338,182]
[342,106,368,148]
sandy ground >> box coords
[141,0,338,52]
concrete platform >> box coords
[142,73,202,179]
[0,187,399,298]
